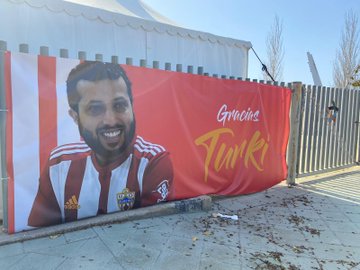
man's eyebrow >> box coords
[86,100,104,105]
[89,100,103,103]
[113,97,128,102]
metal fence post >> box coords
[0,46,8,227]
[287,82,303,186]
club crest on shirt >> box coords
[117,188,135,211]
[154,180,170,203]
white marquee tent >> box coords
[0,0,252,220]
[0,0,252,77]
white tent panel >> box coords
[0,0,251,77]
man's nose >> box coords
[102,108,117,126]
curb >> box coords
[0,195,212,246]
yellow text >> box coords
[194,128,269,182]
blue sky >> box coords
[142,0,360,86]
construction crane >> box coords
[307,52,322,86]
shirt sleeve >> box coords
[28,163,62,227]
[140,151,174,207]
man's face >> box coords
[70,77,135,165]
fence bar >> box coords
[187,65,193,74]
[126,57,133,66]
[78,51,86,61]
[349,89,358,163]
[60,49,69,58]
[306,85,317,173]
[95,54,103,61]
[153,61,159,69]
[341,89,349,165]
[40,46,49,56]
[176,64,182,72]
[330,88,339,167]
[355,90,360,162]
[349,89,356,163]
[140,59,146,67]
[0,40,7,51]
[310,86,321,172]
[325,87,333,169]
[300,85,311,174]
[287,82,303,185]
[111,56,118,64]
[345,91,355,164]
[327,87,336,168]
[315,86,325,171]
[296,84,305,175]
[338,88,345,165]
[19,43,29,53]
[349,89,357,164]
[331,88,339,167]
[165,63,171,71]
[0,50,8,227]
[323,87,330,170]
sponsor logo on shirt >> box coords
[155,180,169,203]
[64,195,80,210]
[117,188,135,211]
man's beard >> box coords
[78,118,136,164]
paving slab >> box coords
[0,167,359,269]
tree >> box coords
[264,15,284,82]
[333,11,360,88]
[350,64,360,87]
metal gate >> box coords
[296,85,360,177]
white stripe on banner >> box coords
[56,58,81,146]
[12,53,40,232]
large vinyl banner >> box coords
[3,52,291,233]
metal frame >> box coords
[0,49,8,229]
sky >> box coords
[142,0,360,86]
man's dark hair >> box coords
[66,61,133,112]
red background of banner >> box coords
[124,66,291,199]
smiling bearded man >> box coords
[28,61,174,227]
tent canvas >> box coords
[0,0,251,78]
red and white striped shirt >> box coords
[28,136,173,227]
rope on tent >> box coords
[250,47,275,82]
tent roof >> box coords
[11,0,251,49]
[65,0,180,26]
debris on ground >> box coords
[212,213,239,220]
[287,215,305,226]
[49,234,61,239]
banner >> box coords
[3,52,291,233]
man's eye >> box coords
[114,101,128,112]
[87,105,105,115]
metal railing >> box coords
[296,85,360,177]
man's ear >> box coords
[69,109,79,125]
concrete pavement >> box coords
[0,167,359,269]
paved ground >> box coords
[0,167,359,270]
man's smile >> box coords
[98,127,124,143]
[103,130,121,138]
